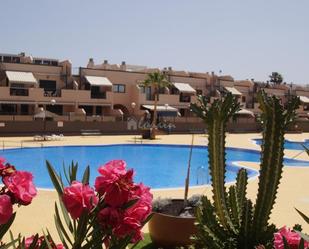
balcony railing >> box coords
[44,89,62,97]
[10,88,29,96]
[91,91,106,99]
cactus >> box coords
[190,91,300,248]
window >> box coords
[171,87,179,95]
[3,56,11,62]
[34,59,58,66]
[113,84,126,93]
[20,104,29,115]
[2,56,20,63]
[46,105,63,115]
[242,96,246,102]
[39,80,56,91]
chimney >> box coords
[87,58,94,68]
[103,60,108,64]
[120,61,126,70]
[168,66,172,71]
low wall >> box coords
[0,120,308,136]
[0,121,139,136]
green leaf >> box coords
[295,208,309,224]
[54,203,73,245]
[54,215,69,249]
[0,213,16,240]
[302,145,309,157]
[122,198,139,210]
[82,166,90,185]
[62,161,70,185]
[70,161,78,183]
[9,231,17,249]
[74,210,89,246]
[42,231,53,249]
[58,200,73,233]
[28,234,39,249]
[299,238,305,249]
[46,160,64,195]
[282,236,291,249]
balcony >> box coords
[0,86,113,106]
[91,91,106,99]
[136,91,197,108]
[10,88,29,96]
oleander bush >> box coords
[0,159,153,249]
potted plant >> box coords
[148,195,201,247]
[148,135,199,247]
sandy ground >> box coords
[1,133,308,241]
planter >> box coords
[141,129,151,139]
[141,128,157,139]
[148,200,196,247]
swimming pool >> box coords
[253,138,309,150]
[1,144,308,189]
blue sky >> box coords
[1,0,308,84]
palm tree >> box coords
[141,71,171,139]
[269,72,283,85]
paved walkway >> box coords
[1,133,308,240]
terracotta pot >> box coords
[148,206,196,247]
[141,129,151,139]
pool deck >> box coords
[1,133,309,240]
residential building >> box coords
[0,52,308,134]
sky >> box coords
[1,0,308,84]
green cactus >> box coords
[190,91,300,248]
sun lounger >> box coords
[33,135,44,141]
[43,135,53,141]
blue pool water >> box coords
[1,144,309,189]
[253,138,309,150]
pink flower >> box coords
[95,160,134,207]
[113,216,142,241]
[3,171,37,205]
[274,226,309,249]
[127,183,153,221]
[98,207,124,229]
[0,194,13,225]
[95,160,127,194]
[112,183,152,243]
[25,235,40,248]
[62,181,98,219]
[24,235,64,249]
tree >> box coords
[141,71,171,139]
[269,72,283,85]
